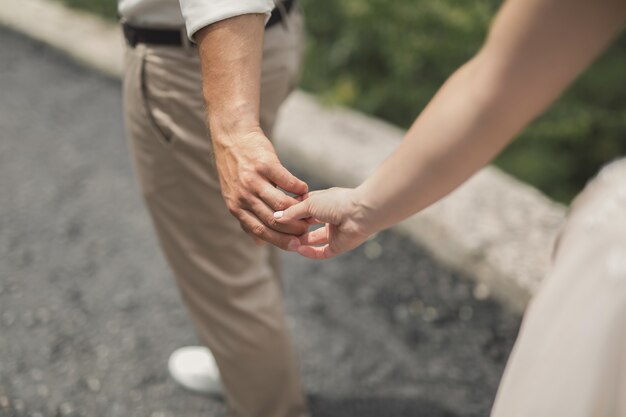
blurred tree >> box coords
[54,0,117,19]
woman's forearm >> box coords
[355,0,626,234]
[356,54,516,232]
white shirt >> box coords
[118,0,275,39]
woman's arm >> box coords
[357,0,626,232]
[276,0,626,259]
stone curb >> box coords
[0,0,567,312]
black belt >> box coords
[123,0,295,48]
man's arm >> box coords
[194,14,308,251]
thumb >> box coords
[274,199,312,222]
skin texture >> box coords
[195,14,308,251]
[276,0,626,259]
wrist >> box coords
[208,104,262,146]
[351,186,384,236]
[210,122,264,148]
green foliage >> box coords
[300,0,626,203]
[54,0,117,20]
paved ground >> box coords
[0,26,521,417]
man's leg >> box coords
[122,10,307,417]
[491,158,626,417]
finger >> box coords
[246,197,308,235]
[299,227,329,245]
[238,209,301,251]
[294,192,310,202]
[257,183,300,211]
[264,164,308,195]
[292,193,323,224]
[297,244,338,260]
[296,190,321,201]
[274,200,312,222]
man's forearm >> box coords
[196,13,266,144]
[193,13,309,250]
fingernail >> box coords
[287,239,300,251]
[274,211,284,219]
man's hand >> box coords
[194,14,308,250]
[213,128,309,250]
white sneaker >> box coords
[167,346,223,395]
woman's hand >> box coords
[273,188,376,259]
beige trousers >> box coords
[122,11,308,417]
[492,158,626,417]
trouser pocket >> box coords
[122,44,181,195]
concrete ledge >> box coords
[1,0,567,312]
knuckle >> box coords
[236,191,252,206]
[251,223,266,236]
[236,195,247,206]
[226,203,239,216]
[254,160,270,174]
[239,172,256,189]
[274,198,290,211]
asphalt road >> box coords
[0,26,521,417]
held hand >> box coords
[273,187,375,259]
[213,129,309,251]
